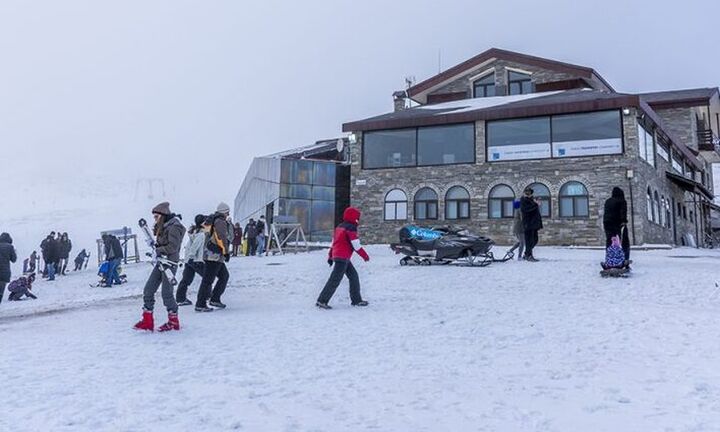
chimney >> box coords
[393,90,408,112]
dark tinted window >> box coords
[508,71,532,95]
[363,129,416,168]
[417,124,475,165]
[487,117,550,147]
[473,73,496,98]
[552,111,621,142]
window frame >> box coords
[488,184,516,219]
[445,186,471,220]
[472,72,496,98]
[414,188,439,221]
[383,189,408,221]
[507,70,532,95]
[558,181,590,219]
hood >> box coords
[0,232,11,244]
[611,187,625,199]
[343,207,361,224]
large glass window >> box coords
[414,188,438,220]
[637,124,655,167]
[417,124,475,166]
[559,182,589,218]
[552,111,622,157]
[672,156,682,173]
[313,163,336,186]
[488,184,515,219]
[280,184,312,199]
[445,186,471,220]
[508,70,532,95]
[384,189,408,221]
[526,182,551,217]
[363,129,416,168]
[646,187,654,222]
[312,186,335,201]
[473,73,496,98]
[487,117,551,161]
[310,200,335,241]
[654,191,661,225]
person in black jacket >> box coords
[603,186,631,262]
[244,219,258,256]
[0,233,18,303]
[520,186,543,262]
[44,235,60,281]
[58,232,72,275]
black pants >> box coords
[524,229,539,258]
[176,261,205,302]
[604,227,631,261]
[317,260,362,305]
[196,261,229,307]
[74,260,83,271]
[246,238,257,256]
[0,281,6,303]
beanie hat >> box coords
[216,202,230,215]
[152,201,171,215]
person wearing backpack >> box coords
[195,203,232,311]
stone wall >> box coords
[349,108,707,246]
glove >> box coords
[357,248,370,262]
[224,254,230,262]
[327,258,333,267]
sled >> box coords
[599,267,630,278]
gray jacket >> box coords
[184,231,206,262]
[205,213,230,262]
[512,209,523,238]
[155,217,187,263]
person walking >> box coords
[176,215,207,306]
[520,186,543,262]
[244,218,258,256]
[603,186,631,263]
[316,207,370,309]
[0,233,18,303]
[133,202,186,332]
[195,203,232,311]
[74,249,90,271]
[58,232,72,275]
[231,222,243,256]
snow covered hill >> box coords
[2,245,720,431]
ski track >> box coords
[2,245,720,431]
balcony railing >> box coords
[697,128,720,152]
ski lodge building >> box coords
[341,48,720,246]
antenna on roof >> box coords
[404,76,415,89]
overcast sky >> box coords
[1,0,719,208]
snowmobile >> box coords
[390,225,513,267]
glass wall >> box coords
[364,123,475,169]
[278,160,338,242]
[487,110,622,162]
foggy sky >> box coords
[2,0,719,207]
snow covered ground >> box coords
[2,245,720,431]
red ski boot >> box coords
[157,312,180,332]
[133,309,154,332]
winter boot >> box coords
[177,299,193,306]
[315,301,332,310]
[351,300,369,307]
[209,300,226,309]
[133,309,154,331]
[157,312,180,332]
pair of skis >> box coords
[138,218,179,286]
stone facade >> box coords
[349,107,708,246]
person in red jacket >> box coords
[316,207,370,309]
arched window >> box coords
[445,186,471,220]
[654,191,660,225]
[659,196,666,226]
[665,197,671,228]
[488,184,515,219]
[526,182,550,217]
[414,188,438,220]
[384,189,407,221]
[647,187,654,222]
[559,181,589,218]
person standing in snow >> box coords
[244,218,258,256]
[256,215,267,256]
[195,203,232,311]
[231,222,243,256]
[74,249,90,271]
[0,233,18,303]
[511,200,524,261]
[133,202,186,332]
[44,233,60,281]
[58,232,72,275]
[520,186,543,262]
[316,207,370,309]
[603,186,631,263]
[40,232,54,278]
[102,234,124,287]
[175,214,207,307]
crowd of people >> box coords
[0,187,633,320]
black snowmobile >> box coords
[390,225,513,267]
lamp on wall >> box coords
[626,169,634,179]
[348,132,358,144]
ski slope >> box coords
[2,245,720,431]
